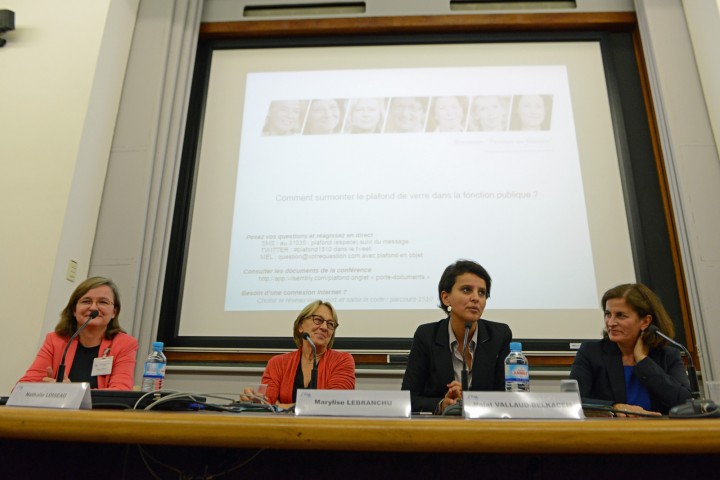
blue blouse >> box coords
[624,365,652,410]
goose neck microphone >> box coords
[647,325,719,418]
[647,325,700,399]
[56,310,99,382]
[302,332,318,389]
[461,321,472,392]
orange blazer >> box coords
[18,332,139,390]
[261,347,355,404]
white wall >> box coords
[0,0,139,393]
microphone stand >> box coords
[649,326,719,417]
[442,321,472,416]
[649,325,700,398]
[302,332,318,389]
[56,310,99,382]
[461,321,472,393]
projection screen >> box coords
[166,38,639,352]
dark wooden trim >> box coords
[167,350,687,369]
[165,351,393,366]
[165,350,575,367]
[630,28,699,367]
[200,12,637,39]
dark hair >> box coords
[438,260,492,313]
[55,276,124,340]
[601,283,674,349]
[292,300,339,348]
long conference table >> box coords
[2,406,719,478]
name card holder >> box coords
[295,389,411,418]
[463,391,584,419]
[7,382,92,410]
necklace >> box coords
[303,350,325,363]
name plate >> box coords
[7,382,92,410]
[463,391,584,419]
[295,389,411,417]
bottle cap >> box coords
[509,341,522,352]
[152,341,164,351]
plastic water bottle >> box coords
[141,341,167,392]
[505,341,530,391]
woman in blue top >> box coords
[569,283,692,416]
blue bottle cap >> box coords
[152,341,164,350]
[509,341,522,352]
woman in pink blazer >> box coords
[18,276,138,390]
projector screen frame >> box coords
[157,13,693,365]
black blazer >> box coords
[401,317,512,413]
[569,338,692,414]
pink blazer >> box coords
[261,348,356,404]
[18,332,139,390]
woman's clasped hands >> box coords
[438,380,463,413]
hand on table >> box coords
[41,366,69,383]
[612,403,661,417]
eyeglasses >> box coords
[78,297,115,309]
[306,315,338,331]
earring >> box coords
[447,305,452,314]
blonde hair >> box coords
[292,300,339,348]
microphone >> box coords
[647,325,700,398]
[648,325,719,418]
[443,321,474,416]
[56,310,99,382]
[461,321,472,393]
[302,332,318,389]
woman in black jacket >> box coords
[570,283,692,416]
[401,260,512,414]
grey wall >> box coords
[634,0,720,383]
[90,0,203,382]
